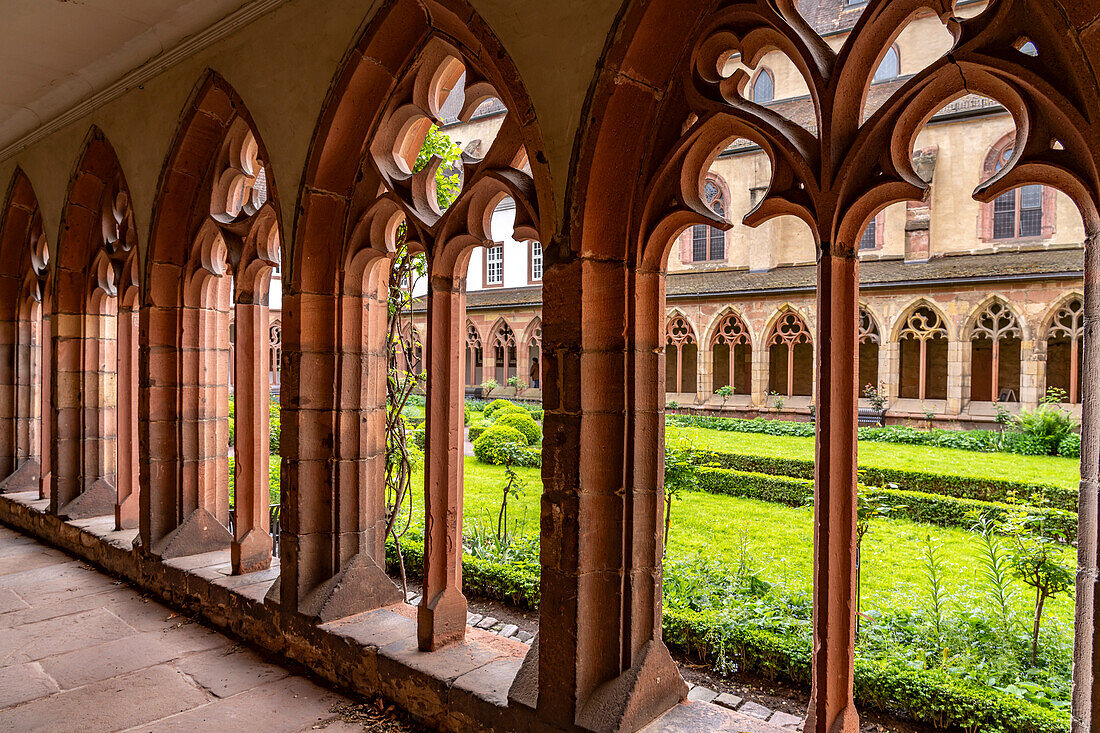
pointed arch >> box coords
[0,169,48,493]
[964,296,1024,403]
[51,127,141,523]
[665,312,699,395]
[765,307,813,399]
[1043,292,1085,403]
[521,316,543,390]
[858,304,883,393]
[706,308,752,396]
[465,319,484,387]
[283,0,553,637]
[142,70,283,573]
[894,300,950,401]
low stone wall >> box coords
[0,490,784,733]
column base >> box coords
[417,586,467,651]
[57,479,116,519]
[0,460,39,494]
[296,553,402,622]
[151,508,232,559]
[231,528,273,575]
[115,492,138,530]
[511,637,687,732]
[804,702,859,733]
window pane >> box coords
[709,226,724,260]
[487,245,503,284]
[859,219,877,250]
[692,225,708,262]
[1019,185,1043,237]
[531,241,543,281]
[752,71,773,103]
[873,47,899,82]
[992,192,1016,239]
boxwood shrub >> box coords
[495,411,542,445]
[484,398,517,419]
[473,423,540,467]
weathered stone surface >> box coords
[769,710,804,728]
[686,686,718,703]
[740,700,775,720]
[175,645,289,698]
[0,662,59,707]
[714,692,743,710]
[39,633,178,689]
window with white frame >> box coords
[530,241,543,281]
[486,245,503,286]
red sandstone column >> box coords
[419,268,468,651]
[231,300,272,574]
[510,257,686,730]
[38,310,51,501]
[115,306,139,528]
[805,245,860,733]
[1072,233,1099,732]
[140,300,182,552]
[0,316,15,479]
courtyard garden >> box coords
[251,393,1082,732]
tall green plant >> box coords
[922,535,950,666]
[663,441,697,553]
[1003,509,1074,666]
[971,512,1018,646]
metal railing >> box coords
[226,503,282,558]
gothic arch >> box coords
[962,294,1028,342]
[1042,291,1085,404]
[704,307,753,396]
[0,169,48,494]
[142,70,283,574]
[701,306,755,350]
[963,296,1025,403]
[759,303,814,354]
[51,127,141,524]
[889,298,954,343]
[285,0,552,649]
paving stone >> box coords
[0,607,137,666]
[499,623,519,638]
[135,674,345,732]
[0,665,210,732]
[175,644,289,698]
[687,685,718,703]
[475,615,497,629]
[453,656,524,706]
[467,613,483,627]
[0,587,28,614]
[769,710,803,728]
[39,632,178,689]
[0,662,60,707]
[713,692,743,710]
[738,700,774,720]
[516,630,533,643]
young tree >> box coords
[662,442,696,554]
[1003,511,1074,666]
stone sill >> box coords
[0,490,785,733]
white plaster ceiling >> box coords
[0,0,263,153]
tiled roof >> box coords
[418,248,1083,312]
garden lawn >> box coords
[403,458,1077,632]
[667,424,1081,492]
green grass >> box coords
[666,425,1082,491]
[392,457,1076,630]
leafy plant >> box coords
[769,390,785,413]
[507,375,527,392]
[1013,393,1079,457]
[715,384,733,406]
[1003,510,1075,666]
[971,512,1019,647]
[863,382,887,412]
[663,442,697,551]
[481,378,499,394]
[922,535,950,666]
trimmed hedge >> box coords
[690,449,1077,512]
[472,424,541,467]
[484,398,518,419]
[386,532,1065,733]
[668,414,1082,458]
[663,607,1067,733]
[694,466,1076,542]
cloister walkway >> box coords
[0,523,390,733]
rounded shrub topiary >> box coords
[495,411,541,445]
[473,423,528,465]
[411,421,426,450]
[467,419,493,442]
[483,398,517,420]
[492,402,530,421]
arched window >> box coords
[898,306,948,400]
[710,312,752,396]
[969,301,1022,402]
[465,322,484,387]
[981,136,1052,241]
[690,179,727,262]
[858,215,882,250]
[1047,297,1083,403]
[526,320,542,389]
[752,68,774,104]
[858,307,880,392]
[269,321,282,388]
[873,46,900,82]
[665,316,698,395]
[767,311,813,399]
[490,322,517,384]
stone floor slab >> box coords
[175,644,289,698]
[0,665,211,733]
[0,606,137,666]
[0,661,60,707]
[40,632,179,689]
